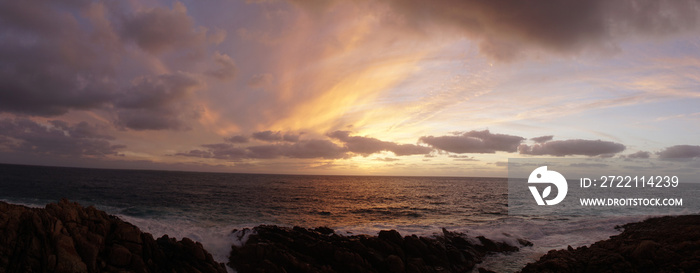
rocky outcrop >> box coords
[0,199,227,273]
[520,215,700,273]
[229,225,532,273]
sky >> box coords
[0,0,699,176]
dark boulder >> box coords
[229,225,531,273]
[0,199,227,273]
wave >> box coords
[0,198,669,272]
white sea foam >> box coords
[231,228,256,248]
[466,215,649,273]
[115,214,253,273]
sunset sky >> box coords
[1,0,699,176]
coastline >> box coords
[0,200,697,272]
[0,200,227,273]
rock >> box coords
[314,226,335,235]
[520,215,700,273]
[109,245,132,267]
[385,254,405,273]
[379,230,404,246]
[0,199,227,273]
[229,225,531,273]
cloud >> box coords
[0,118,124,157]
[282,133,301,143]
[570,163,609,168]
[518,139,626,156]
[375,157,400,162]
[250,139,346,159]
[291,0,700,61]
[657,145,700,159]
[329,131,432,156]
[177,139,347,160]
[531,135,554,144]
[206,52,237,80]
[120,2,211,54]
[115,72,202,130]
[449,155,478,162]
[374,0,700,61]
[0,1,227,131]
[225,135,249,143]
[251,131,281,142]
[179,131,432,161]
[419,130,524,153]
[492,162,508,167]
[627,150,651,159]
[247,73,274,88]
[0,1,118,116]
[175,143,247,160]
[251,131,301,142]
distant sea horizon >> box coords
[0,162,507,178]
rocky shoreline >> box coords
[229,225,532,273]
[519,215,700,273]
[0,200,227,273]
[1,200,698,272]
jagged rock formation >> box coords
[229,225,532,273]
[520,215,700,273]
[0,200,227,273]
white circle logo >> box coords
[528,166,568,205]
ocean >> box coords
[0,163,668,272]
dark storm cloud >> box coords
[116,73,200,109]
[419,130,524,154]
[0,1,228,131]
[294,0,700,61]
[115,72,202,130]
[518,139,626,156]
[0,118,124,157]
[531,135,554,144]
[0,1,118,116]
[627,151,651,159]
[385,0,700,60]
[328,131,432,156]
[657,145,700,159]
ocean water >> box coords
[0,163,679,272]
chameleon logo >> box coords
[528,166,568,205]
